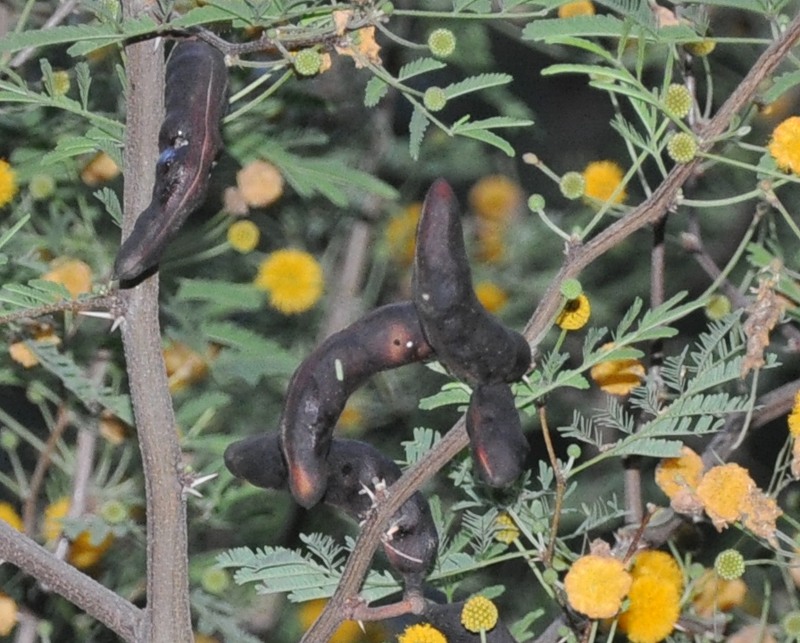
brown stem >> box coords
[0,521,142,640]
[120,1,192,640]
[538,405,564,566]
[300,12,800,642]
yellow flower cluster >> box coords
[789,389,800,478]
[564,553,632,618]
[469,175,523,264]
[227,220,260,253]
[42,258,93,298]
[80,152,120,186]
[494,512,520,544]
[0,502,23,531]
[385,203,422,267]
[583,160,627,205]
[237,159,284,208]
[397,623,447,643]
[692,568,746,617]
[768,116,800,175]
[556,293,590,330]
[254,249,324,315]
[297,598,384,642]
[461,595,498,633]
[618,551,683,643]
[0,159,18,208]
[590,342,646,396]
[558,1,595,18]
[475,281,508,313]
[8,324,61,369]
[656,449,782,545]
[163,341,214,393]
[0,593,17,636]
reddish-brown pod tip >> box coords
[412,179,531,387]
[280,301,433,508]
[466,383,529,487]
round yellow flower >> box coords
[468,175,523,222]
[227,220,260,253]
[655,446,703,501]
[475,281,508,313]
[476,226,506,264]
[558,1,595,18]
[461,595,498,632]
[768,116,800,175]
[385,203,421,266]
[564,554,632,619]
[631,550,684,594]
[583,160,627,204]
[692,569,746,617]
[696,463,753,529]
[0,593,17,636]
[237,159,284,208]
[590,342,646,396]
[80,152,120,186]
[0,159,18,208]
[618,575,681,643]
[556,293,590,330]
[494,512,520,544]
[254,248,324,314]
[336,402,364,434]
[42,258,93,298]
[397,623,447,643]
[0,502,23,531]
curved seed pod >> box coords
[224,433,439,582]
[466,383,529,487]
[421,601,517,643]
[114,40,228,282]
[281,301,433,509]
[412,179,531,387]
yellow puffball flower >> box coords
[556,293,590,330]
[618,575,681,643]
[468,175,523,223]
[0,502,23,531]
[696,463,753,529]
[558,1,595,18]
[9,342,39,368]
[80,152,120,186]
[476,227,506,264]
[227,219,260,253]
[385,203,422,266]
[42,258,93,298]
[692,569,746,617]
[461,595,499,633]
[583,160,627,204]
[397,623,447,643]
[768,116,800,175]
[0,593,18,636]
[194,634,219,643]
[0,159,19,208]
[789,390,800,478]
[475,281,509,313]
[590,342,646,396]
[631,550,684,593]
[237,159,284,208]
[336,402,364,435]
[254,249,324,315]
[42,497,113,569]
[494,511,520,544]
[655,446,703,501]
[564,554,632,619]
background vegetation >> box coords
[0,0,799,641]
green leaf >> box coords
[398,57,447,81]
[612,437,684,458]
[762,69,800,106]
[419,383,471,410]
[364,76,388,107]
[94,187,123,227]
[408,105,429,161]
[76,62,92,110]
[0,215,31,251]
[443,73,513,99]
[401,427,442,467]
[175,279,263,315]
[455,128,515,156]
[29,343,134,424]
[523,15,628,41]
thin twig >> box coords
[538,404,564,566]
[300,13,800,642]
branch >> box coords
[300,11,800,642]
[0,521,141,641]
[120,1,192,640]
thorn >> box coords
[181,472,218,498]
[357,621,366,634]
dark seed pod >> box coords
[280,301,433,509]
[466,383,529,487]
[224,433,439,583]
[412,179,531,387]
[114,40,229,283]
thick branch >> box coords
[0,521,141,641]
[300,12,800,642]
[120,2,192,641]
